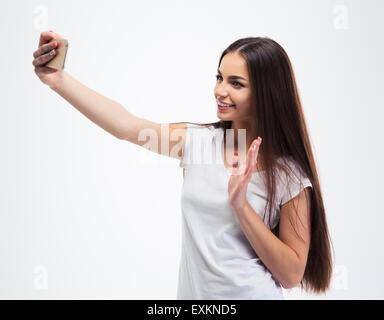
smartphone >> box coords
[45,39,69,70]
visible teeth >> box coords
[218,102,234,107]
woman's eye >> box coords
[215,75,243,88]
[232,81,243,87]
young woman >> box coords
[32,33,333,299]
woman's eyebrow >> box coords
[217,69,247,81]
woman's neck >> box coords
[230,120,257,149]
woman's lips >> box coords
[218,104,234,111]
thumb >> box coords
[49,30,63,39]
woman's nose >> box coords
[214,85,228,98]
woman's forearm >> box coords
[233,201,303,289]
[50,71,133,139]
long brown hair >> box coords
[196,37,334,294]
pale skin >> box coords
[228,135,311,289]
[33,32,310,289]
[216,52,311,288]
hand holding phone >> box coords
[32,31,68,88]
[45,38,69,70]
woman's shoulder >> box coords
[185,122,222,136]
[275,156,311,186]
[185,121,220,129]
[275,155,296,168]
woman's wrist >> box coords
[231,200,249,216]
[49,70,66,91]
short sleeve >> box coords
[279,159,313,206]
[179,123,216,168]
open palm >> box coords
[228,137,262,211]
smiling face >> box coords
[214,52,253,123]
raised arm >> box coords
[33,31,187,161]
[50,70,136,140]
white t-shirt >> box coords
[177,123,313,299]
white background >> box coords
[0,0,383,299]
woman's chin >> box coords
[217,111,232,120]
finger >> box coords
[51,30,63,39]
[246,137,263,176]
[34,65,59,74]
[244,141,256,176]
[33,41,58,58]
[245,161,257,183]
[38,31,63,48]
[251,137,262,171]
[38,31,55,47]
[255,137,262,158]
[32,49,56,67]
